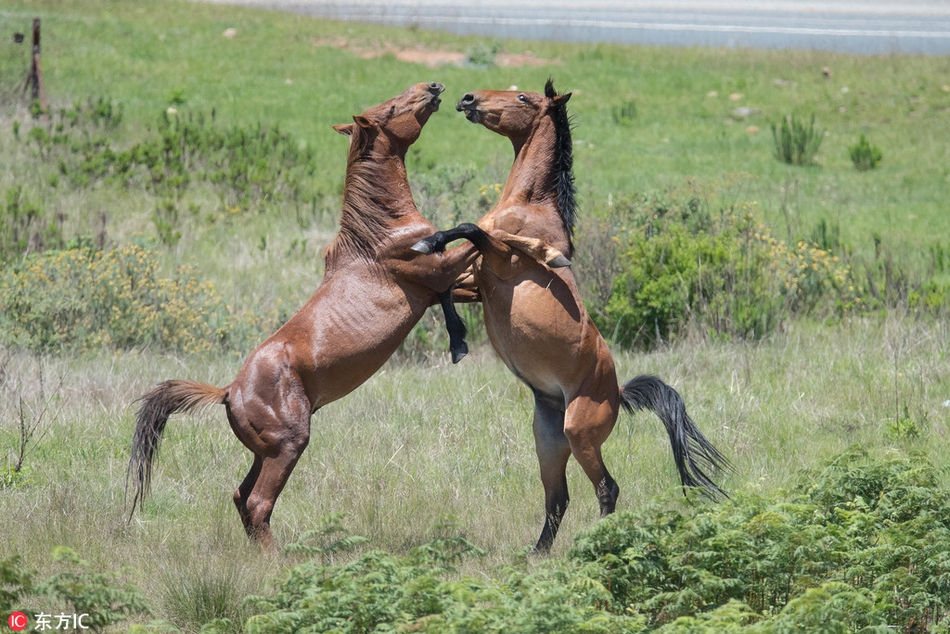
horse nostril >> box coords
[460,93,475,104]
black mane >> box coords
[545,79,577,257]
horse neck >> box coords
[334,149,419,262]
[498,115,559,210]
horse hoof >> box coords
[547,255,572,268]
[451,342,469,364]
[411,240,434,254]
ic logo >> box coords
[7,612,28,632]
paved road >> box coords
[204,0,950,55]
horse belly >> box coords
[268,282,423,408]
[482,274,585,400]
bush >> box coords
[593,195,858,349]
[0,185,64,262]
[3,452,949,632]
[849,134,883,171]
[0,243,278,354]
[12,99,319,247]
[2,548,150,633]
[770,114,824,166]
[570,449,950,631]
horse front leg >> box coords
[413,223,571,269]
[437,288,468,364]
[411,223,482,254]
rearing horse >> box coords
[413,81,730,552]
[127,82,566,549]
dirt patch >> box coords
[311,37,558,68]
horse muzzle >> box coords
[426,82,445,110]
[456,93,480,123]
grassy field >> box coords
[1,0,950,630]
[2,317,949,629]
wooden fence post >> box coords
[26,17,48,111]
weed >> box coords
[770,113,824,166]
[160,561,251,633]
[0,185,63,261]
[0,356,64,479]
[283,512,370,565]
[611,100,638,126]
[849,134,883,171]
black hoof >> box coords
[450,342,469,364]
[411,239,435,254]
[548,255,572,268]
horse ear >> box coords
[332,123,354,137]
[553,92,572,107]
[353,115,373,129]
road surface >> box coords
[200,0,950,55]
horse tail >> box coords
[127,380,227,516]
[620,375,730,500]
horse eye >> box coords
[517,94,527,103]
[390,105,396,116]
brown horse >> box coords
[413,80,730,552]
[127,82,567,549]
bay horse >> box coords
[413,80,730,552]
[127,82,568,549]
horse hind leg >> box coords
[226,384,311,550]
[243,447,307,550]
[564,396,620,520]
[437,288,468,364]
[234,455,262,538]
[532,397,572,553]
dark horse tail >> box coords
[127,380,227,516]
[620,375,730,500]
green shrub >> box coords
[2,549,151,634]
[770,114,824,166]
[0,243,278,354]
[4,452,949,632]
[849,134,883,171]
[465,40,501,67]
[594,195,858,349]
[39,547,151,633]
[14,99,318,242]
[570,449,950,631]
[0,185,64,262]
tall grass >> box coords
[2,317,949,626]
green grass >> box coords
[2,318,949,628]
[3,0,950,289]
[2,0,950,629]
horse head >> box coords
[455,79,571,144]
[333,82,444,152]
